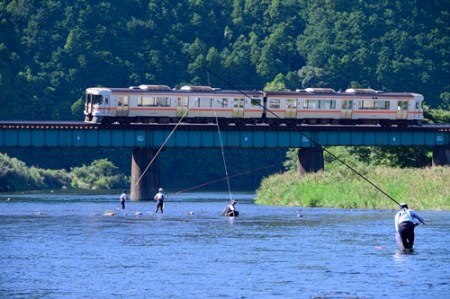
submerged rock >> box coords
[103,210,117,216]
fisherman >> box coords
[395,203,425,251]
[119,190,129,209]
[224,199,239,217]
[154,188,166,213]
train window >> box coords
[233,98,244,108]
[320,100,336,109]
[269,99,280,109]
[304,100,318,109]
[359,100,389,110]
[374,100,389,110]
[212,98,228,108]
[104,96,109,105]
[398,101,408,110]
[156,97,170,107]
[304,99,336,109]
[138,96,156,106]
[342,100,353,109]
[251,99,262,107]
[177,97,189,107]
[138,96,169,107]
[117,96,129,106]
[286,99,297,109]
[90,94,103,105]
[198,98,212,108]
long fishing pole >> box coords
[214,110,233,201]
[203,66,401,207]
[133,98,199,187]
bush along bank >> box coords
[0,153,128,192]
[255,166,450,210]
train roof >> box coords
[86,85,422,99]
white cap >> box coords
[159,188,164,192]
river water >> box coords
[0,192,449,299]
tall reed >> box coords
[256,166,450,210]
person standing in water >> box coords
[395,203,425,251]
[154,188,166,213]
[120,190,129,209]
[224,199,239,217]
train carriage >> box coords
[84,84,423,126]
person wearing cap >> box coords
[154,188,166,213]
[224,199,239,217]
[395,203,425,251]
[119,190,129,209]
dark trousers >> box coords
[398,221,415,249]
[121,201,125,209]
[156,202,163,213]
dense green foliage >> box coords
[70,158,128,190]
[1,0,449,122]
[0,153,70,191]
[0,153,127,191]
[256,166,450,210]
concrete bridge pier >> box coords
[130,148,160,201]
[432,146,450,166]
[297,146,324,177]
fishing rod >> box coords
[133,98,200,187]
[203,66,401,207]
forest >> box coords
[1,0,449,191]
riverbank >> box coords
[255,166,450,210]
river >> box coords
[0,192,449,298]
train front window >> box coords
[87,94,103,105]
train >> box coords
[84,84,424,126]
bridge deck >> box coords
[0,122,449,148]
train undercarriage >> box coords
[89,115,420,127]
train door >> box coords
[232,98,245,118]
[397,101,408,119]
[340,99,353,119]
[116,96,129,117]
[285,99,297,118]
[176,96,189,117]
[103,95,110,115]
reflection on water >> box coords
[0,193,449,298]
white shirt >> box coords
[395,208,425,232]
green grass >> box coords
[255,166,450,210]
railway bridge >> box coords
[1,121,450,200]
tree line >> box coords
[1,0,449,122]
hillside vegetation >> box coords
[1,0,449,122]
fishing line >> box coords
[133,98,199,187]
[203,66,401,206]
[214,109,233,201]
[174,163,278,194]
